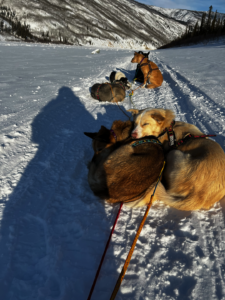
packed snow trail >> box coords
[0,39,225,300]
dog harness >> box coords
[111,81,126,90]
[138,61,159,73]
[96,84,102,100]
[137,60,159,86]
[95,82,126,101]
[158,121,216,149]
[158,120,177,147]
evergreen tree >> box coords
[206,5,213,31]
[216,18,222,34]
[0,20,4,31]
[200,12,206,33]
[193,21,199,36]
[222,19,225,33]
[211,10,217,32]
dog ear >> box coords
[84,126,111,143]
[151,113,165,124]
[127,108,147,117]
[84,132,98,139]
[127,109,140,116]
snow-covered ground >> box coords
[0,38,225,300]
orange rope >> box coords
[110,161,166,300]
[131,82,145,92]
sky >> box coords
[138,0,225,14]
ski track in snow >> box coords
[0,40,225,300]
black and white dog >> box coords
[109,71,131,89]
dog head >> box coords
[128,108,175,139]
[113,71,131,89]
[118,77,131,89]
[90,83,101,99]
[131,51,150,63]
[84,120,133,153]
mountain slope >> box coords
[1,0,187,49]
[150,6,225,27]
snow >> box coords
[0,37,225,300]
[3,0,186,49]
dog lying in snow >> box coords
[91,78,130,103]
[109,71,131,89]
[129,107,225,210]
[84,120,165,206]
[131,51,163,89]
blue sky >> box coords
[138,0,225,14]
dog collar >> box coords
[158,120,176,148]
[132,137,162,147]
[110,129,117,141]
[137,56,146,68]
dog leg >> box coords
[145,83,159,89]
[141,76,148,88]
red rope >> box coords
[87,202,123,300]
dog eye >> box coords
[143,123,149,126]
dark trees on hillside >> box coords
[0,5,71,44]
[159,5,225,49]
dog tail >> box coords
[124,182,174,208]
[124,182,195,210]
[155,183,198,211]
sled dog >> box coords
[131,52,163,89]
[91,78,129,103]
[109,71,131,89]
[129,107,225,210]
[84,120,166,207]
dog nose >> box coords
[131,132,137,139]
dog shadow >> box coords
[0,86,131,300]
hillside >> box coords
[150,6,225,27]
[1,0,187,49]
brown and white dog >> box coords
[131,51,163,89]
[84,120,166,207]
[129,107,225,210]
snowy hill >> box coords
[0,37,225,299]
[1,1,225,49]
[1,0,188,49]
[150,6,225,26]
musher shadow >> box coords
[0,86,131,300]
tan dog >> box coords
[129,108,225,210]
[131,51,163,89]
[84,120,166,207]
